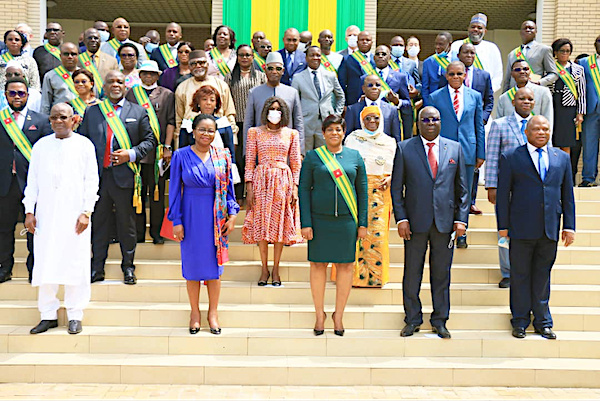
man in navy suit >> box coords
[430,61,485,248]
[391,106,469,339]
[0,77,51,283]
[496,115,575,340]
[422,32,453,106]
[150,23,183,71]
[345,75,401,142]
[338,31,374,105]
[277,28,306,85]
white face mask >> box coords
[297,42,307,53]
[141,82,158,90]
[267,110,282,124]
[99,30,110,43]
[391,45,405,58]
[347,35,358,48]
[407,46,420,57]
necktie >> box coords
[427,142,438,179]
[12,111,18,174]
[520,119,527,141]
[371,101,377,106]
[286,51,293,72]
[464,67,470,87]
[312,71,322,99]
[536,148,547,181]
[523,45,529,57]
[453,90,460,116]
[103,105,120,168]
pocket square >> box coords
[28,125,37,130]
[449,159,456,164]
[125,118,137,122]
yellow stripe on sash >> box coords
[78,52,104,89]
[44,43,61,60]
[159,44,178,68]
[209,48,231,76]
[53,65,77,95]
[108,38,122,53]
[389,59,400,72]
[432,54,450,70]
[351,51,391,92]
[512,46,533,70]
[69,97,87,116]
[587,55,600,99]
[555,61,578,100]
[1,52,14,63]
[464,38,484,70]
[0,107,33,162]
[254,51,266,72]
[321,54,337,74]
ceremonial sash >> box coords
[321,54,337,74]
[587,54,600,99]
[158,44,178,68]
[555,61,578,100]
[69,97,87,116]
[53,65,77,95]
[350,51,391,91]
[1,52,14,63]
[44,43,61,60]
[432,54,450,71]
[0,107,32,162]
[98,99,143,213]
[506,87,535,115]
[131,85,163,200]
[254,51,266,72]
[463,38,483,69]
[389,58,400,72]
[314,146,358,224]
[512,46,533,69]
[107,38,122,54]
[209,48,231,76]
[78,52,103,88]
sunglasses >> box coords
[421,117,441,123]
[364,116,380,122]
[6,90,27,98]
[62,52,78,57]
[189,60,208,67]
[74,79,90,85]
[178,49,191,54]
[260,45,272,49]
[50,115,70,121]
[46,28,61,33]
[267,66,284,71]
[374,52,388,57]
[513,66,530,72]
[366,82,382,88]
[448,72,464,76]
[238,53,253,58]
[119,54,137,58]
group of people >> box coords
[0,14,581,341]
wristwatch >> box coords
[82,211,92,218]
[164,145,173,151]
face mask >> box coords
[145,43,158,53]
[297,42,306,53]
[141,83,158,90]
[43,39,48,45]
[391,46,404,58]
[407,46,420,57]
[267,110,282,124]
[99,30,110,42]
[347,35,358,48]
[436,50,448,57]
[363,128,377,135]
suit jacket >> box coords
[430,86,485,165]
[150,43,181,71]
[338,52,373,105]
[496,144,575,241]
[0,109,51,196]
[338,48,352,58]
[422,54,449,106]
[438,67,494,123]
[578,56,600,113]
[77,50,119,81]
[391,56,422,91]
[32,45,62,83]
[291,67,345,137]
[484,114,528,189]
[345,100,401,142]
[502,41,558,93]
[125,86,175,164]
[278,49,307,85]
[361,68,412,111]
[79,99,157,188]
[496,82,554,129]
[391,135,469,233]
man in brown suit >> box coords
[79,28,118,85]
[125,60,175,244]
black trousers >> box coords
[400,111,414,141]
[92,168,137,274]
[136,163,166,241]
[403,224,454,326]
[570,139,582,184]
[0,175,33,276]
[471,168,479,206]
[509,236,557,330]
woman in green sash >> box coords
[207,25,237,78]
[299,115,368,336]
[0,30,40,92]
[70,69,99,129]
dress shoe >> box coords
[0,271,12,283]
[136,238,146,244]
[123,268,137,285]
[535,327,557,339]
[68,320,82,334]
[153,237,165,245]
[332,312,344,336]
[314,312,326,336]
[30,319,58,334]
[189,327,200,335]
[432,324,451,339]
[91,271,105,283]
[456,235,468,249]
[498,278,510,288]
[469,205,483,215]
[209,327,222,335]
[400,323,420,337]
[578,180,598,187]
[512,327,526,338]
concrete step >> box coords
[0,352,599,387]
[475,186,600,201]
[473,200,600,215]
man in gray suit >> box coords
[391,106,469,339]
[292,46,345,151]
[497,60,553,129]
[501,21,557,93]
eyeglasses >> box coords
[448,72,464,76]
[115,25,130,29]
[366,82,382,88]
[238,53,253,58]
[364,116,380,122]
[178,49,191,54]
[5,72,23,78]
[189,60,208,67]
[62,52,78,57]
[267,66,284,71]
[374,52,388,57]
[50,115,70,121]
[46,28,61,33]
[194,128,216,134]
[557,49,571,54]
[260,45,272,49]
[74,79,90,85]
[119,54,137,59]
[421,117,441,123]
[6,90,27,98]
[513,66,530,72]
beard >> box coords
[469,32,485,43]
[10,102,26,112]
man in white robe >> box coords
[24,103,99,335]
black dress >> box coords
[552,67,577,147]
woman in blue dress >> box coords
[168,114,239,335]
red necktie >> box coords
[427,142,438,179]
[103,105,120,168]
[453,89,460,116]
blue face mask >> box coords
[436,50,448,57]
[363,128,377,135]
[391,45,404,58]
[99,30,110,43]
[145,43,158,53]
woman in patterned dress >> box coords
[242,97,302,286]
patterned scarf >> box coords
[210,145,232,265]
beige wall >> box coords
[0,0,42,47]
[542,0,600,56]
[52,18,93,44]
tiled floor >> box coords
[0,384,599,400]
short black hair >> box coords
[322,114,345,132]
[511,59,528,69]
[5,76,28,90]
[117,42,139,58]
[192,113,217,130]
[212,25,236,50]
[552,38,573,55]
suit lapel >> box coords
[413,137,434,180]
[546,147,560,182]
[304,70,319,100]
[437,139,449,180]
[520,145,542,182]
[443,87,459,122]
[507,114,526,146]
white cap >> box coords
[266,51,283,65]
[138,60,162,75]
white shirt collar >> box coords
[421,134,440,147]
[514,111,532,123]
[523,40,536,48]
[527,142,548,154]
[308,66,320,73]
[10,105,28,116]
[365,98,380,107]
[447,84,464,95]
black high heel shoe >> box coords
[207,317,221,335]
[258,272,270,286]
[332,312,345,336]
[189,326,200,335]
[314,312,326,336]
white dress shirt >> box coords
[464,66,474,88]
[527,142,549,176]
[421,133,440,163]
[447,84,465,120]
[365,98,381,108]
[11,105,28,130]
[308,66,324,95]
[376,66,390,82]
[514,111,532,140]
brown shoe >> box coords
[469,205,482,215]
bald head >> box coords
[84,28,101,53]
[525,115,551,148]
[357,31,373,53]
[283,28,300,53]
[51,102,74,117]
[49,103,75,137]
[112,17,130,41]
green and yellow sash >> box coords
[44,43,61,60]
[107,38,122,54]
[555,61,578,100]
[389,58,400,72]
[53,65,77,95]
[209,48,231,76]
[587,54,600,99]
[69,97,87,116]
[432,54,450,71]
[314,146,358,224]
[321,54,337,74]
[512,45,533,69]
[158,44,178,68]
[1,52,14,63]
[78,52,104,89]
[254,51,266,72]
[463,38,484,69]
[0,107,32,162]
[350,51,391,92]
[131,85,163,200]
[506,86,535,115]
[98,99,143,213]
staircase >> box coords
[0,188,599,387]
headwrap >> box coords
[470,13,488,27]
[357,105,384,137]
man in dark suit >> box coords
[497,115,575,340]
[338,31,374,105]
[277,28,306,85]
[150,23,183,71]
[422,31,452,105]
[124,60,175,244]
[32,22,64,82]
[391,106,469,339]
[79,71,156,285]
[0,77,51,283]
[345,75,401,142]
